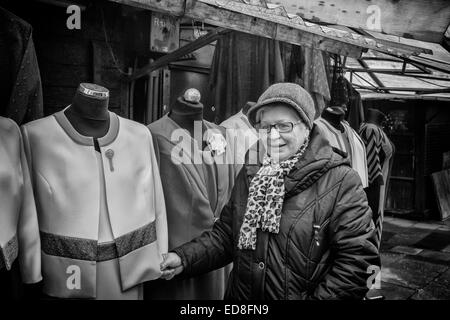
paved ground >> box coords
[367,216,450,300]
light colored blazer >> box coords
[21,110,168,298]
[0,116,41,283]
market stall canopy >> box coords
[268,0,450,44]
[344,37,450,99]
[110,0,436,59]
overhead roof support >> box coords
[345,68,426,74]
[109,0,425,59]
[274,0,450,44]
[346,70,450,82]
[352,84,450,94]
[356,58,388,93]
[348,27,432,56]
[128,27,230,81]
[361,93,450,101]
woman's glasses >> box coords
[256,121,303,134]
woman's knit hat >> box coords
[246,83,315,129]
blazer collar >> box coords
[53,106,119,147]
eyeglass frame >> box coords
[255,120,304,134]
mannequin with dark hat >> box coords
[359,108,395,249]
[321,103,346,131]
[168,88,206,147]
[315,103,369,188]
[147,88,235,300]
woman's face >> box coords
[258,104,309,162]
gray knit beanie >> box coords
[247,83,315,129]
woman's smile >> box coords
[259,105,309,162]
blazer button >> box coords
[258,262,265,270]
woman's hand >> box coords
[160,252,184,280]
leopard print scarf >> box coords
[237,137,309,250]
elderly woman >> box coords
[161,83,380,300]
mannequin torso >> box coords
[169,89,206,149]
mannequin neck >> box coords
[322,110,345,131]
[64,92,110,138]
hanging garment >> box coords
[220,109,259,176]
[315,117,369,188]
[281,44,331,119]
[359,123,385,185]
[359,122,395,248]
[0,117,41,294]
[381,130,395,201]
[209,31,284,123]
[302,47,331,118]
[0,7,43,125]
[146,115,235,299]
[344,79,365,131]
[21,110,168,299]
[328,73,364,131]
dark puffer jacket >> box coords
[173,124,380,300]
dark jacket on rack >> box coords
[0,6,43,125]
[173,124,380,300]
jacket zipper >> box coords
[310,218,330,251]
[306,217,331,279]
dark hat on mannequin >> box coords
[171,88,204,114]
[366,108,387,123]
[325,103,347,116]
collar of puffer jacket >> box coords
[283,123,351,198]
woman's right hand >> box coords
[160,252,184,280]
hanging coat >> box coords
[0,7,43,125]
[146,115,235,299]
[359,122,395,248]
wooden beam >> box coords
[109,0,364,58]
[270,0,450,43]
[345,68,426,74]
[361,93,450,101]
[129,27,230,81]
[110,0,423,58]
[109,0,185,16]
[350,27,433,56]
[348,70,450,82]
[361,57,404,62]
[353,84,450,93]
[185,0,366,57]
[191,0,420,58]
[407,56,450,74]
